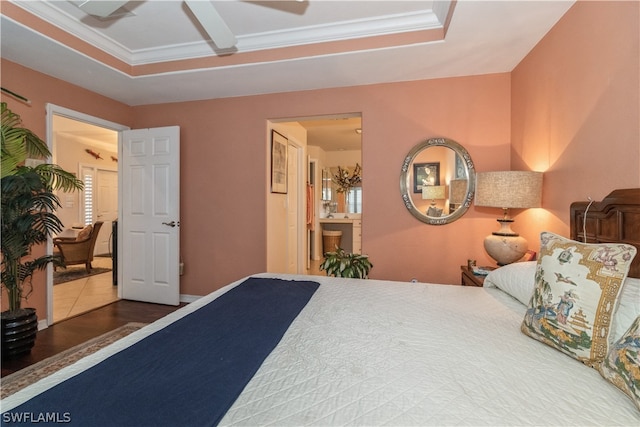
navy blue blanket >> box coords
[2,277,319,426]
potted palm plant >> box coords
[320,246,373,279]
[1,99,83,358]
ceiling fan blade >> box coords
[185,0,238,49]
[76,1,129,18]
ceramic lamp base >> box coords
[483,218,528,266]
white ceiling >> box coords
[2,0,575,151]
[53,115,119,153]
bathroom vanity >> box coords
[319,215,362,254]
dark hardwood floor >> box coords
[1,300,185,377]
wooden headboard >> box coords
[570,188,640,279]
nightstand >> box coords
[460,265,494,287]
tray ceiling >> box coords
[1,1,575,106]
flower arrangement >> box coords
[332,163,361,193]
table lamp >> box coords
[475,171,542,265]
[422,185,446,217]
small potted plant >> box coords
[1,99,83,358]
[320,246,373,279]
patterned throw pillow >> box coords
[521,232,637,368]
[601,315,640,411]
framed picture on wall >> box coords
[271,130,288,194]
[413,162,440,193]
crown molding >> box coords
[12,0,132,61]
[12,1,450,66]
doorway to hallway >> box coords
[49,109,124,324]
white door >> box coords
[95,169,118,255]
[286,143,298,274]
[120,127,180,305]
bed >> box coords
[2,189,639,426]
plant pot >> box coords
[1,308,38,359]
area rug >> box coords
[53,267,111,285]
[0,322,146,399]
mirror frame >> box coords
[400,137,476,225]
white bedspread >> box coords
[3,273,639,425]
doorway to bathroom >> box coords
[266,114,362,276]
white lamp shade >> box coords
[475,171,542,209]
[422,185,446,200]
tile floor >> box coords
[53,256,119,324]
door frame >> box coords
[291,138,306,273]
[45,104,129,327]
[286,137,306,274]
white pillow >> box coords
[484,261,536,306]
[611,277,640,342]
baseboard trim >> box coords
[180,294,202,303]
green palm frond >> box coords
[1,255,64,304]
[1,172,64,259]
[1,102,52,178]
[33,163,83,192]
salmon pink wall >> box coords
[511,0,640,249]
[1,60,133,318]
[132,73,511,293]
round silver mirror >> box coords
[400,137,476,225]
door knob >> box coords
[162,221,176,227]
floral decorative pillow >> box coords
[521,232,637,368]
[601,315,640,411]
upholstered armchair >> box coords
[53,221,104,273]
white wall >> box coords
[53,134,117,232]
